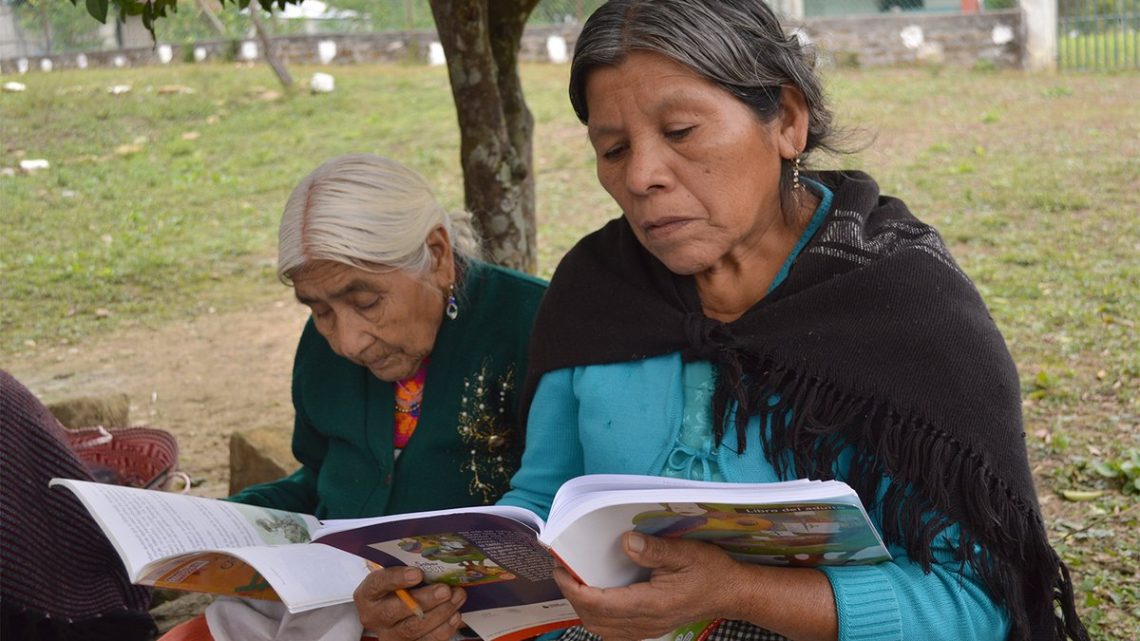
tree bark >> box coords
[248,7,293,90]
[428,0,540,273]
[194,0,228,36]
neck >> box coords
[696,191,820,323]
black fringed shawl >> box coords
[520,171,1087,641]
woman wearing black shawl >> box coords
[353,2,1088,641]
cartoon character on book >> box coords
[388,534,517,588]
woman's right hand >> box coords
[354,567,467,641]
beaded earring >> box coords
[445,285,459,320]
[792,155,804,191]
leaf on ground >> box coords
[1062,489,1106,501]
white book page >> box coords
[461,598,577,641]
[315,504,544,540]
[50,479,322,578]
[220,544,371,613]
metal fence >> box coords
[1058,0,1140,70]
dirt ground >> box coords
[5,291,312,500]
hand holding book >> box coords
[552,529,840,641]
[355,565,468,640]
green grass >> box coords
[2,63,1138,639]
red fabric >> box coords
[159,614,213,641]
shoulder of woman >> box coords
[462,261,548,310]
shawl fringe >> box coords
[706,351,1089,641]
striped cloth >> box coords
[1,370,156,641]
[557,620,789,641]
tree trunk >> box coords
[194,0,228,36]
[428,0,540,273]
[249,7,293,90]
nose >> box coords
[624,142,671,196]
[330,312,373,361]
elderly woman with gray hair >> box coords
[354,2,1087,641]
[160,153,545,641]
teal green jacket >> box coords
[231,261,547,519]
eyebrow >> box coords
[294,279,377,306]
[587,91,711,139]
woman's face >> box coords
[585,51,803,277]
[291,229,453,382]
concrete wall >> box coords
[794,9,1023,68]
[0,12,1026,75]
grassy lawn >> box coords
[2,62,1138,638]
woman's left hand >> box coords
[552,532,743,641]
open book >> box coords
[52,474,890,641]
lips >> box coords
[642,217,694,239]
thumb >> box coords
[623,531,685,570]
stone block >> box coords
[228,426,297,495]
[47,393,130,428]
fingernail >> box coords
[627,532,646,553]
[451,589,465,605]
[450,613,462,626]
[403,568,419,583]
[434,585,450,600]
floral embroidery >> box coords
[457,362,518,504]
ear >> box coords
[776,85,811,159]
[425,226,456,289]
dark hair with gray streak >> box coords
[569,0,844,219]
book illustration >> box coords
[318,514,565,611]
[143,552,280,601]
[631,502,886,565]
[372,533,518,587]
[251,510,312,545]
[319,513,575,641]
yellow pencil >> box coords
[395,587,426,620]
[365,560,425,619]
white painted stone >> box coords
[240,41,259,61]
[3,81,27,92]
[991,24,1014,46]
[19,159,50,173]
[158,44,173,64]
[900,25,924,50]
[113,55,126,68]
[76,53,88,69]
[318,40,337,64]
[309,72,335,93]
[792,27,813,47]
[40,58,53,72]
[546,35,568,63]
[194,46,208,62]
[16,58,28,74]
[428,41,446,66]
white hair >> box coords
[277,153,481,284]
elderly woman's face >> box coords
[292,231,453,382]
[585,51,802,277]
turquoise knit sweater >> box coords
[500,355,1010,641]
